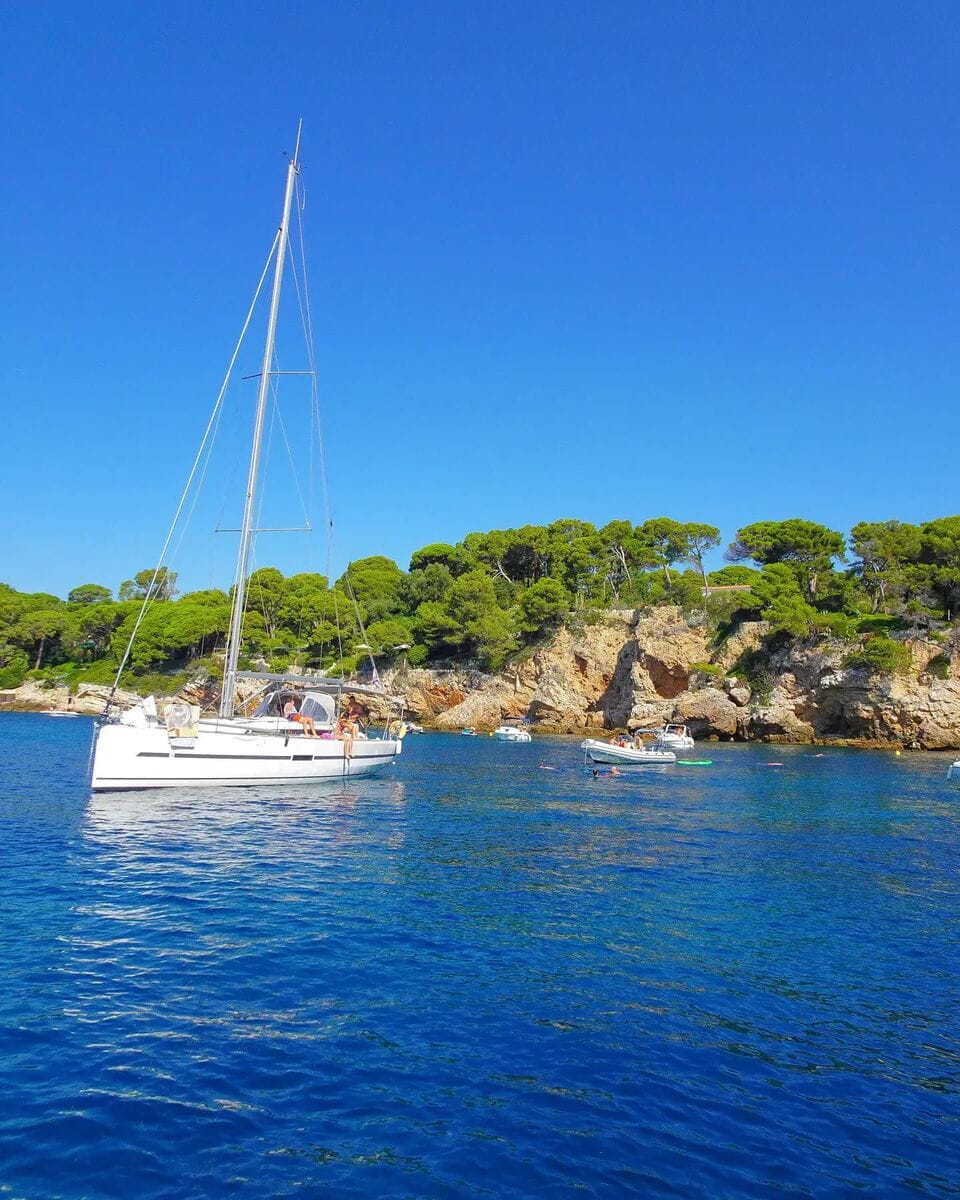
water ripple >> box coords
[1,716,958,1196]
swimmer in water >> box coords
[538,761,557,770]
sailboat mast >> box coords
[220,138,300,719]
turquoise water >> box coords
[1,713,958,1197]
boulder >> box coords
[434,691,506,731]
[674,688,740,738]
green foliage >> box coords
[641,517,689,583]
[409,543,474,575]
[118,567,178,602]
[680,522,721,585]
[68,583,113,605]
[13,608,66,669]
[846,516,960,621]
[707,565,759,587]
[671,569,709,613]
[690,661,723,676]
[731,647,775,703]
[728,518,845,597]
[812,611,859,642]
[849,521,922,613]
[925,653,951,680]
[399,562,453,609]
[764,591,817,637]
[703,590,758,645]
[517,578,569,635]
[6,508,960,692]
[0,644,29,689]
[245,567,287,637]
[413,601,461,654]
[844,636,913,675]
[596,520,654,601]
[279,573,330,634]
[123,668,191,695]
[917,516,960,619]
[445,570,517,668]
[856,613,904,634]
[340,557,404,623]
[364,617,414,657]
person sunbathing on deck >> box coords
[283,696,317,738]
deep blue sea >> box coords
[1,713,958,1198]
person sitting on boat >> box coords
[334,714,355,758]
[283,696,317,737]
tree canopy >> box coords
[4,508,960,691]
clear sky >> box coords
[3,1,959,599]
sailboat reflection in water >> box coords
[90,126,405,791]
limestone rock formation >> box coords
[4,608,960,748]
[382,613,960,748]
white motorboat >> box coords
[948,760,960,782]
[90,128,403,791]
[581,738,676,766]
[634,723,695,751]
[492,723,532,743]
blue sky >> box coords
[2,1,959,598]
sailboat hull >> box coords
[90,723,401,791]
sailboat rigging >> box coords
[89,128,405,791]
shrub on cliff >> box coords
[812,612,859,642]
[924,653,951,680]
[707,565,759,587]
[731,647,775,703]
[844,636,912,675]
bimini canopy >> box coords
[300,692,336,724]
[251,688,335,726]
[237,671,403,704]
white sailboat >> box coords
[90,129,404,791]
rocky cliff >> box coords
[4,609,959,749]
[384,610,960,749]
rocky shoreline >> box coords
[4,608,960,750]
[385,609,960,749]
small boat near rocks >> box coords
[633,723,695,751]
[492,722,532,743]
[581,738,676,766]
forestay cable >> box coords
[107,230,282,705]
